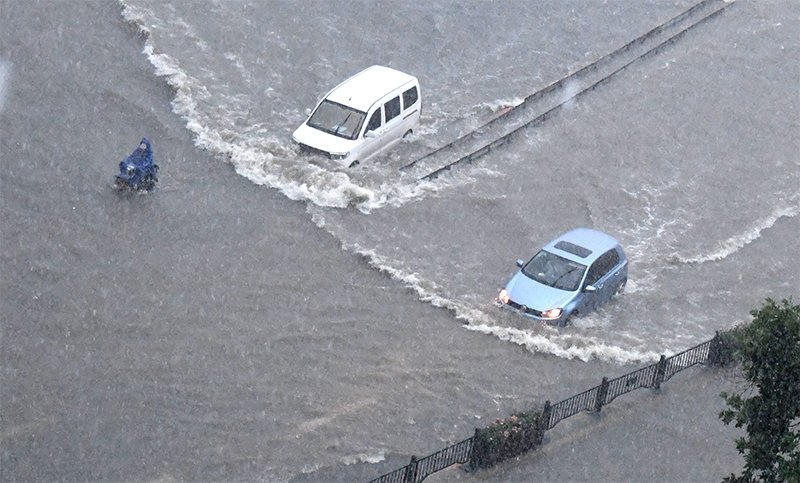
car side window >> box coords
[384,96,401,122]
[584,249,620,287]
[402,86,418,110]
[365,109,382,133]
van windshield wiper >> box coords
[334,112,352,137]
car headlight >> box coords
[497,289,510,304]
[331,152,350,160]
[542,307,562,319]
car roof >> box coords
[325,65,417,113]
[543,228,621,264]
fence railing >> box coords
[368,438,474,483]
[406,0,732,180]
[366,331,735,483]
[546,385,599,429]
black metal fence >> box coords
[367,438,474,483]
[366,331,735,483]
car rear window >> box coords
[554,241,592,258]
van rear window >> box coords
[402,86,418,109]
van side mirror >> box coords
[364,130,378,138]
[584,285,597,293]
[305,108,312,116]
[516,259,524,268]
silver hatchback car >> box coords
[497,228,628,326]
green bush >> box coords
[471,410,544,469]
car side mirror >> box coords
[584,285,597,293]
[364,130,377,138]
[305,108,312,116]
[516,259,524,268]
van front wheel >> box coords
[348,160,360,168]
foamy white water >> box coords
[677,201,800,264]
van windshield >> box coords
[307,100,366,140]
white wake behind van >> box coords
[292,65,421,168]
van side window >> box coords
[365,109,382,133]
[402,86,418,109]
[384,96,401,122]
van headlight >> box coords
[331,152,349,160]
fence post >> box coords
[404,455,418,483]
[594,377,609,413]
[707,330,733,366]
[653,354,667,390]
[469,428,482,471]
[537,400,551,444]
[541,400,551,432]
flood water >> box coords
[1,0,797,481]
[121,0,799,361]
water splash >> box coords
[119,1,445,213]
[465,323,664,363]
[676,201,800,264]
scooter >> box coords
[115,138,158,191]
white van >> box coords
[292,65,421,168]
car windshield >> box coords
[521,250,587,291]
[306,100,366,140]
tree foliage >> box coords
[720,298,800,483]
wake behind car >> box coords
[497,228,627,326]
[292,65,421,168]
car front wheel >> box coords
[557,312,573,328]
